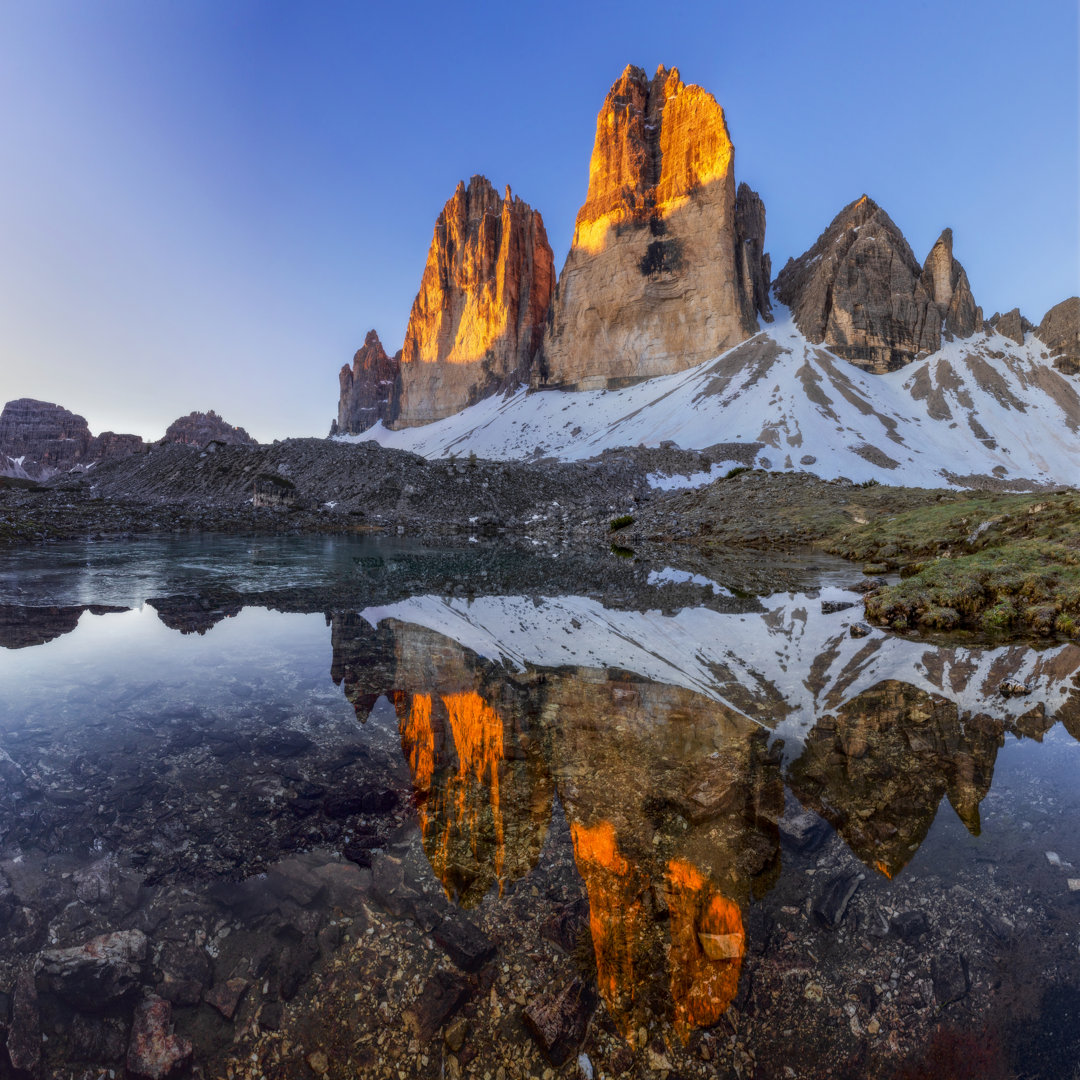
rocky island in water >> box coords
[2,61,1079,1080]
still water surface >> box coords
[0,536,1077,1078]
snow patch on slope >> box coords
[341,307,1080,489]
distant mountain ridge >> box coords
[335,62,1077,491]
[0,402,257,480]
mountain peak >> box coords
[1035,297,1080,374]
[774,198,981,372]
[540,63,768,390]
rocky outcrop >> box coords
[0,398,145,480]
[1035,297,1080,374]
[392,176,554,428]
[987,307,1033,345]
[775,197,980,373]
[163,410,256,447]
[735,183,772,328]
[920,228,981,339]
[540,65,771,390]
[334,330,402,434]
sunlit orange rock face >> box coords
[550,669,781,1041]
[393,176,555,427]
[388,624,553,906]
[539,65,771,390]
[788,680,1003,878]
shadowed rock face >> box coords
[334,330,402,435]
[1035,297,1080,375]
[774,197,980,373]
[162,411,256,448]
[921,228,982,340]
[392,176,555,428]
[987,307,1034,346]
[0,398,145,480]
[787,680,1002,878]
[539,64,771,391]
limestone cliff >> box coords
[774,196,980,373]
[334,330,401,435]
[539,65,771,390]
[0,398,145,480]
[392,176,555,428]
[1035,297,1080,375]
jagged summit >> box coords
[920,227,981,340]
[774,196,981,373]
[334,330,401,436]
[163,410,256,447]
[392,174,554,428]
[539,63,771,390]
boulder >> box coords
[523,978,597,1067]
[126,996,192,1079]
[540,64,770,390]
[37,929,148,1009]
[6,968,41,1074]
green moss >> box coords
[723,466,750,480]
[609,514,635,532]
[864,540,1080,636]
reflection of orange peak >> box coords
[569,819,642,1035]
[400,693,434,793]
[443,691,507,882]
[666,858,744,1040]
[570,819,630,874]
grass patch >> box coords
[864,540,1080,636]
[609,514,634,532]
[723,466,750,480]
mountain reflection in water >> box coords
[1,539,1079,1078]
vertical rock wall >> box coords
[391,177,555,428]
[539,65,771,390]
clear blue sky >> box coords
[0,0,1076,441]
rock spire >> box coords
[391,176,555,428]
[334,330,401,435]
[539,65,771,390]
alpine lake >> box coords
[1,534,1078,1079]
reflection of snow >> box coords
[361,591,1080,757]
[646,567,730,595]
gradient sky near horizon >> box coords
[0,0,1076,442]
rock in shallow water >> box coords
[812,870,863,929]
[38,928,147,1009]
[523,977,597,1067]
[126,996,192,1079]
